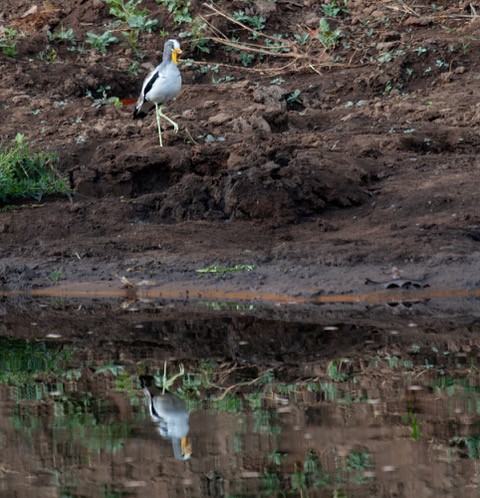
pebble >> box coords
[203,100,216,109]
[208,112,231,126]
[182,109,197,120]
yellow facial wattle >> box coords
[172,48,182,64]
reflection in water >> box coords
[140,374,192,460]
[1,355,480,496]
[3,297,480,496]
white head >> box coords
[165,39,182,64]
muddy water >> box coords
[1,294,480,497]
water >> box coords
[1,293,480,497]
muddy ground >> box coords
[3,6,480,495]
[1,0,480,297]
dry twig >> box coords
[198,2,334,74]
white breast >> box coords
[146,64,182,104]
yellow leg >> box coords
[158,108,179,134]
[155,103,163,147]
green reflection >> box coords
[5,349,480,496]
[0,338,72,385]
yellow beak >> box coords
[172,48,182,64]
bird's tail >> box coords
[133,100,154,119]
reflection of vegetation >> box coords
[327,359,351,381]
[260,449,368,495]
[8,350,480,496]
[370,354,414,370]
[199,300,256,312]
[268,450,285,466]
[0,338,72,386]
[403,408,421,441]
[99,483,133,498]
[345,449,374,484]
[292,451,329,490]
[253,405,280,435]
[261,469,282,495]
[454,436,480,459]
[13,392,136,455]
[435,377,480,396]
[151,361,274,413]
[434,377,480,414]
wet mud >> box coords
[1,294,480,496]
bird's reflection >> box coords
[139,375,192,460]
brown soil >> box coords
[1,0,480,296]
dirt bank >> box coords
[1,0,480,295]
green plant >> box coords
[104,0,157,55]
[198,63,220,75]
[128,60,141,75]
[156,0,192,25]
[86,85,122,108]
[198,64,235,85]
[264,34,290,54]
[0,28,18,57]
[86,31,118,54]
[0,134,70,204]
[233,10,266,39]
[234,11,266,30]
[179,16,210,53]
[105,0,158,31]
[322,0,348,17]
[268,451,285,465]
[39,45,58,63]
[174,3,192,24]
[286,89,302,104]
[344,449,374,484]
[210,68,234,84]
[121,29,143,56]
[461,40,470,55]
[378,49,405,64]
[453,436,480,459]
[214,75,234,84]
[240,52,255,66]
[47,269,64,283]
[317,18,343,50]
[414,46,427,55]
[47,27,77,46]
[196,264,256,274]
[294,32,310,45]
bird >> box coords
[133,39,182,147]
[139,375,192,460]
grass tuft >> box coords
[0,134,70,204]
